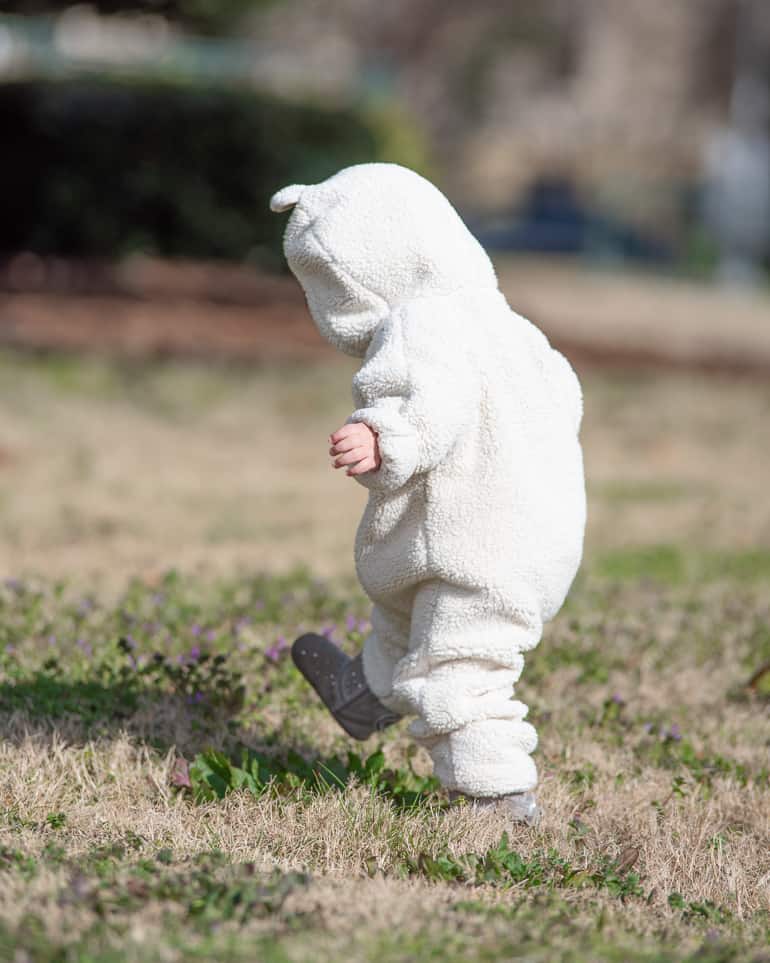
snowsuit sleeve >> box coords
[347,304,477,493]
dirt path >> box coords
[2,255,769,373]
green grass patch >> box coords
[594,545,770,583]
[595,480,697,504]
[399,832,644,900]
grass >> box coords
[595,545,770,584]
[0,350,769,961]
[1,350,770,585]
[0,569,768,962]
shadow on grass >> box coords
[0,672,144,726]
[0,670,258,759]
[0,636,257,755]
[0,665,367,798]
[0,670,442,809]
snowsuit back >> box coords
[271,164,586,796]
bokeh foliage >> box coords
[1,77,428,267]
[2,0,275,34]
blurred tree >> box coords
[0,77,411,264]
[1,0,278,34]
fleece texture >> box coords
[271,163,586,796]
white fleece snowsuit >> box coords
[271,164,586,797]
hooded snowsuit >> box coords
[271,164,586,797]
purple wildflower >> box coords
[265,635,288,662]
[321,624,338,643]
[205,629,216,642]
[124,635,137,650]
[668,723,682,742]
[345,614,357,633]
[5,644,15,655]
[611,693,624,705]
[642,722,654,734]
[76,638,93,657]
[47,635,57,647]
[189,645,201,661]
[190,624,202,637]
[357,619,370,634]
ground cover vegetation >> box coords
[0,351,768,961]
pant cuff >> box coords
[426,719,538,796]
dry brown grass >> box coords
[0,350,769,961]
[1,578,768,956]
[0,352,769,585]
[496,257,770,373]
[2,719,767,911]
[1,690,767,958]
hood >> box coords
[270,163,498,357]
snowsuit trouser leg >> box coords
[362,580,541,797]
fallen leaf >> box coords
[171,757,192,789]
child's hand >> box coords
[329,422,381,476]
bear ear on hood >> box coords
[269,184,307,213]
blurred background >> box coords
[1,0,769,584]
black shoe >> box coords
[291,633,401,740]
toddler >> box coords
[270,164,586,823]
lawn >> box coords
[0,350,768,962]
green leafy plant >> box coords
[399,833,644,900]
[186,746,441,808]
[668,891,730,924]
[637,736,766,791]
[44,812,66,830]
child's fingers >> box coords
[329,424,360,444]
[334,447,368,468]
[348,457,376,476]
[330,435,360,455]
